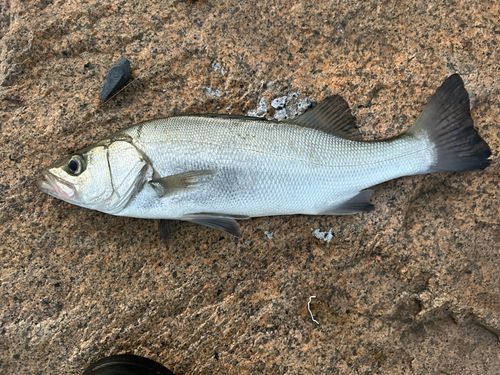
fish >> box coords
[37,74,491,238]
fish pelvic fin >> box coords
[409,74,491,172]
[320,190,374,215]
[158,219,180,240]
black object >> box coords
[99,58,131,101]
[82,354,175,375]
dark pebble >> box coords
[99,58,131,101]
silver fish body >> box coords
[37,75,491,236]
[116,116,433,219]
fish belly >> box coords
[117,116,435,219]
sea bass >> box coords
[37,75,491,237]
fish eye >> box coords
[67,155,85,176]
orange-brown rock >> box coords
[1,1,499,374]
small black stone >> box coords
[99,58,131,101]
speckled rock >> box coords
[1,0,499,374]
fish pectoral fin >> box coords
[320,190,374,215]
[285,95,365,141]
[158,219,180,240]
[181,213,248,237]
[150,170,216,198]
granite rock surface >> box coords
[1,0,500,374]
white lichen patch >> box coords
[274,108,287,121]
[270,92,317,121]
[211,62,227,75]
[206,87,222,98]
[246,91,316,120]
[264,230,274,239]
[271,96,288,109]
[311,228,333,243]
[247,97,267,117]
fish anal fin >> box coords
[320,190,374,215]
[181,213,248,237]
[285,95,364,141]
[150,170,215,198]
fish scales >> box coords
[116,116,434,219]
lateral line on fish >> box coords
[139,137,436,169]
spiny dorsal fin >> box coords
[285,95,364,141]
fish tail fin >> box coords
[409,74,491,172]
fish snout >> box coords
[36,170,76,200]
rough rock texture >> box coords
[1,0,500,374]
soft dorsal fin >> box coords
[285,95,364,141]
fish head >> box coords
[37,140,151,214]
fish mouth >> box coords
[36,170,76,200]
